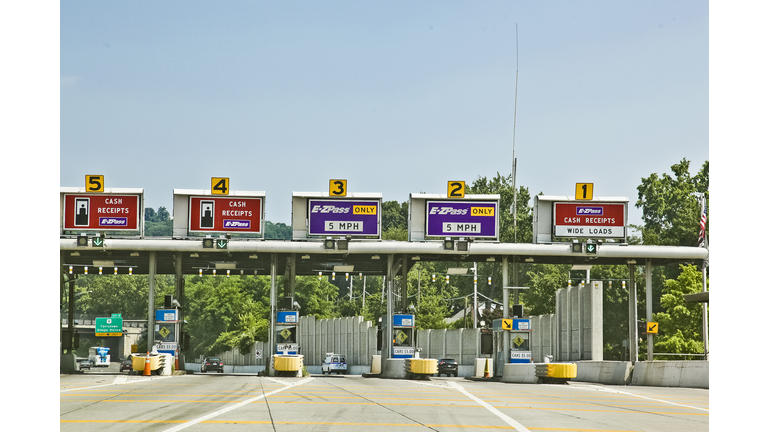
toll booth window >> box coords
[393,329,412,346]
[511,334,529,351]
[277,326,296,344]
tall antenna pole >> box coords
[512,24,519,243]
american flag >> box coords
[698,194,707,247]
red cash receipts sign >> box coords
[63,194,140,230]
[188,196,263,233]
[553,202,625,238]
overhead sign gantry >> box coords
[292,180,382,242]
[408,182,500,243]
[60,175,144,237]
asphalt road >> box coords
[60,372,709,431]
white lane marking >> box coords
[563,384,709,412]
[60,375,173,393]
[161,377,314,432]
[447,381,531,432]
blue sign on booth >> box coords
[277,311,298,324]
[155,309,178,322]
[393,314,414,327]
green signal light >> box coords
[585,243,597,254]
[92,237,104,247]
[216,239,228,249]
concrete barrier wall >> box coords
[632,361,709,389]
[572,361,632,385]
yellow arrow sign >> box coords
[502,319,514,330]
[646,322,659,334]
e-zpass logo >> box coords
[311,205,350,214]
[429,206,468,216]
[576,207,603,215]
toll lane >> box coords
[61,374,708,432]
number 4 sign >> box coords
[211,177,229,195]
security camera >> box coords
[171,299,181,308]
[293,301,301,310]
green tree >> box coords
[652,264,707,359]
[265,221,292,240]
[467,172,533,244]
[634,159,708,247]
[522,264,569,316]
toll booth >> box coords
[494,318,532,369]
[276,311,299,355]
[383,314,416,358]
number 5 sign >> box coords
[85,175,104,193]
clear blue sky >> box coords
[58,1,709,228]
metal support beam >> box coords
[502,256,509,363]
[385,254,394,360]
[628,263,638,363]
[148,251,156,349]
[645,259,653,361]
[702,261,709,360]
[401,254,408,312]
[269,254,277,361]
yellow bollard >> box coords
[484,359,489,378]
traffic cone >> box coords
[483,359,489,378]
[143,352,151,376]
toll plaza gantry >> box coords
[59,178,708,372]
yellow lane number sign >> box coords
[576,183,593,200]
[86,175,104,193]
[212,177,229,195]
[330,179,347,196]
[448,181,465,198]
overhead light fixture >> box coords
[190,253,199,258]
[411,256,420,261]
[334,265,355,272]
[486,257,495,262]
[371,255,380,260]
[324,237,335,250]
[302,255,311,259]
[249,254,258,259]
[627,260,637,265]
[571,240,583,253]
[525,258,534,263]
[70,252,80,257]
[130,252,140,257]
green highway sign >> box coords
[95,316,123,336]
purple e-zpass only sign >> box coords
[308,199,380,237]
[426,200,498,238]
